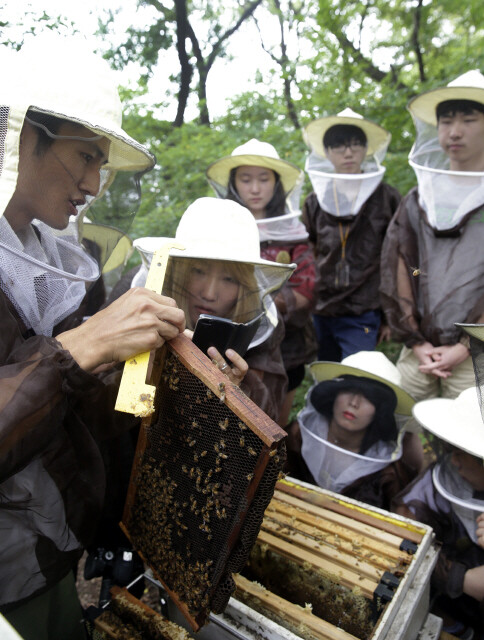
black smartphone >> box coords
[192,313,263,358]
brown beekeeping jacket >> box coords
[380,188,484,347]
[302,183,401,317]
[0,289,136,611]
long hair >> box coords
[163,257,262,330]
[226,167,287,218]
[310,375,398,454]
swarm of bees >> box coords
[123,351,285,626]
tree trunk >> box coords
[174,0,193,127]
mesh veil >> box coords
[305,151,385,218]
[409,117,484,231]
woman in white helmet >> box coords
[286,351,419,510]
[302,109,400,362]
[206,139,316,425]
[133,197,295,423]
[381,71,484,402]
[393,386,484,637]
[0,37,185,640]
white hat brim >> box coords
[133,237,296,274]
[309,361,415,415]
[303,115,391,158]
[412,392,484,459]
[206,154,303,194]
[408,86,484,126]
[30,106,155,172]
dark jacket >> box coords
[0,290,136,610]
[380,188,484,347]
[303,182,400,317]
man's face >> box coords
[437,109,484,171]
[7,121,110,231]
[325,140,367,174]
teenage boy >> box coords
[381,71,484,400]
[302,108,400,361]
[0,38,185,640]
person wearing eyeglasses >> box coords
[302,108,401,362]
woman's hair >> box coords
[310,374,398,454]
[226,167,287,218]
[323,124,367,150]
[163,257,261,330]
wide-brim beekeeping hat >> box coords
[7,35,155,173]
[309,351,415,415]
[206,139,303,195]
[408,70,484,126]
[412,387,484,460]
[134,198,295,292]
[303,107,391,159]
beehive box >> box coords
[163,478,439,640]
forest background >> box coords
[3,0,484,241]
[2,0,484,413]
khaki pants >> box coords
[4,572,86,640]
[397,345,475,402]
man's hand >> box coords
[377,323,392,344]
[57,287,186,372]
[463,565,484,601]
[417,343,469,378]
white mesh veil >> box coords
[305,152,385,218]
[298,392,402,494]
[433,458,484,545]
[0,37,155,336]
[303,108,390,219]
[409,118,484,231]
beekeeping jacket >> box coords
[0,38,154,610]
[303,184,400,316]
[394,463,484,613]
[380,79,484,347]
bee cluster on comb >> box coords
[120,335,286,631]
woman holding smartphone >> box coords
[206,139,316,426]
[133,197,295,422]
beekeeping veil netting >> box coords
[206,139,308,243]
[132,198,295,350]
[299,376,403,494]
[0,36,155,336]
[303,108,391,218]
[408,71,484,231]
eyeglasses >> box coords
[327,141,366,154]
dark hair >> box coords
[25,109,68,155]
[227,166,287,218]
[310,374,398,454]
[323,124,367,150]
[436,99,484,121]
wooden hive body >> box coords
[232,479,436,640]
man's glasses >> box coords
[327,141,366,154]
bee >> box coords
[239,437,245,447]
[219,418,229,431]
[200,450,207,457]
[238,421,247,431]
[191,420,198,429]
[247,447,257,456]
[246,472,254,481]
[410,265,426,277]
[269,448,277,457]
[188,439,196,447]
